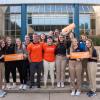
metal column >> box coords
[73,4,80,40]
[21,4,27,41]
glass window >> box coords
[79,6,94,14]
[39,5,44,13]
[16,18,21,30]
[55,5,62,13]
[67,5,73,13]
[33,5,39,13]
[51,5,56,13]
[88,6,94,13]
[80,14,91,35]
[80,14,90,28]
[4,5,21,38]
[62,5,67,13]
[10,6,21,13]
[27,6,33,13]
[83,6,89,13]
[6,6,21,13]
[45,5,51,13]
[79,6,84,13]
[5,18,11,30]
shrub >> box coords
[88,35,100,46]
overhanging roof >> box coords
[0,0,100,5]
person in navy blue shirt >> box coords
[86,39,99,97]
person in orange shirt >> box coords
[27,34,43,88]
[43,36,56,88]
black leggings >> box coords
[5,61,16,83]
[16,60,27,84]
[25,59,30,82]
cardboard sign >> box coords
[62,23,75,33]
[69,52,90,59]
[4,54,24,61]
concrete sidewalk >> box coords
[1,93,100,100]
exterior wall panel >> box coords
[0,0,100,5]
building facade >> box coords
[0,0,100,41]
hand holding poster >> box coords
[69,52,90,59]
[4,54,24,61]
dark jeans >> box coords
[16,60,27,84]
[25,59,30,82]
[30,61,42,87]
[5,61,16,83]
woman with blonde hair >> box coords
[68,38,82,96]
[15,38,28,90]
[86,39,98,97]
[5,37,16,89]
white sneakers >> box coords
[19,84,27,90]
[23,85,27,90]
[0,90,7,98]
[12,83,16,89]
[19,84,23,89]
[71,90,76,96]
[61,82,64,88]
[6,83,12,89]
[71,90,81,96]
[57,82,60,88]
[75,90,81,96]
[57,82,64,88]
[6,83,16,89]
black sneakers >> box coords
[87,91,96,97]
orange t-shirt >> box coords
[27,42,43,62]
[43,43,56,62]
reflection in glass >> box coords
[5,6,21,38]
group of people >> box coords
[0,29,99,97]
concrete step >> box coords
[4,85,100,93]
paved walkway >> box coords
[1,93,100,100]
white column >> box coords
[93,6,100,36]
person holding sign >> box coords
[86,39,99,97]
[68,38,82,96]
[5,37,16,89]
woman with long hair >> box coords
[69,38,82,96]
[0,39,6,97]
[40,33,47,43]
[5,37,16,89]
[55,34,67,88]
[15,38,28,90]
[86,39,98,97]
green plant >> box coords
[88,35,100,46]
